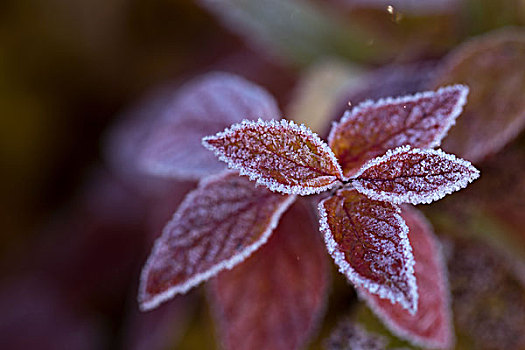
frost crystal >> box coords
[358,206,454,350]
[328,84,469,177]
[209,201,329,350]
[352,146,480,205]
[203,119,344,195]
[138,171,295,311]
[138,72,280,180]
[318,188,418,313]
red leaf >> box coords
[138,171,295,311]
[358,206,454,350]
[209,200,329,350]
[318,188,417,313]
[328,61,438,137]
[328,85,468,177]
[203,119,344,195]
[433,28,525,162]
[352,146,479,205]
[138,72,280,180]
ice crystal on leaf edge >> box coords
[351,145,480,205]
[138,171,296,311]
[138,80,479,347]
[202,118,345,196]
[356,207,455,349]
[328,84,469,150]
[317,197,418,314]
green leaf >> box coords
[198,0,392,66]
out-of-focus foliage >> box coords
[433,28,525,162]
[446,236,525,350]
[287,60,364,134]
[198,0,393,65]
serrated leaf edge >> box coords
[317,195,418,313]
[351,145,480,205]
[202,118,345,195]
[328,84,469,149]
[357,207,455,349]
[138,170,297,311]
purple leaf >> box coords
[138,72,280,180]
[358,206,454,349]
[352,146,479,205]
[329,85,468,177]
[138,171,295,311]
[203,119,344,195]
[103,83,186,196]
[209,201,329,350]
[318,188,417,313]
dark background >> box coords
[1,1,524,349]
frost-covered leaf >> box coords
[203,119,344,195]
[324,320,387,350]
[138,72,280,180]
[318,188,417,313]
[359,206,454,350]
[145,179,196,244]
[327,62,438,136]
[329,85,468,177]
[138,171,295,311]
[209,201,329,350]
[432,28,525,162]
[352,146,480,205]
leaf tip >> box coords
[201,134,216,149]
[137,264,172,312]
[352,146,480,205]
[318,189,419,313]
